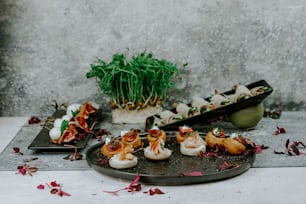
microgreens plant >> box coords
[86,51,187,110]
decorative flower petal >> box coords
[179,171,203,177]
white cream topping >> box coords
[109,153,138,169]
[49,127,61,140]
[66,104,81,117]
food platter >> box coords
[145,79,273,131]
[86,132,256,185]
[28,109,102,151]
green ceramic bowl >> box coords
[229,103,264,129]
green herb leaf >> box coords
[60,120,69,134]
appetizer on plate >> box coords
[180,131,206,156]
[101,137,125,158]
[109,145,138,169]
[144,127,172,160]
[210,89,231,108]
[146,126,167,143]
[205,127,226,150]
[224,133,252,155]
[49,102,99,144]
[121,129,142,149]
[206,127,254,155]
[176,125,194,144]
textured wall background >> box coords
[1,0,306,116]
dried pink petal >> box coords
[58,189,71,197]
[50,181,59,187]
[152,188,165,195]
[275,139,306,156]
[102,174,142,195]
[28,116,41,124]
[217,161,239,171]
[37,184,45,190]
[278,127,286,134]
[144,188,165,196]
[13,147,24,155]
[179,171,203,177]
[18,168,27,175]
[199,151,222,158]
[253,144,269,154]
[273,124,286,135]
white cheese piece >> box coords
[49,127,61,140]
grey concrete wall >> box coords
[1,0,306,116]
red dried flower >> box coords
[57,189,71,197]
[62,145,83,161]
[37,184,45,190]
[28,116,41,124]
[179,171,203,177]
[274,139,306,156]
[144,188,165,196]
[50,181,59,187]
[253,143,269,154]
[199,151,222,158]
[217,161,239,171]
[273,123,286,135]
[102,174,142,195]
[16,163,38,176]
[13,147,24,155]
[38,181,71,197]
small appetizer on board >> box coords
[210,89,231,108]
[176,125,194,144]
[146,126,167,143]
[144,127,172,161]
[180,131,206,156]
[49,102,99,144]
[121,129,142,149]
[205,127,226,150]
[191,97,214,115]
[101,137,125,158]
[109,145,138,169]
[224,133,252,155]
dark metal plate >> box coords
[86,132,256,185]
[145,79,273,130]
[28,109,102,151]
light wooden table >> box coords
[0,117,305,204]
